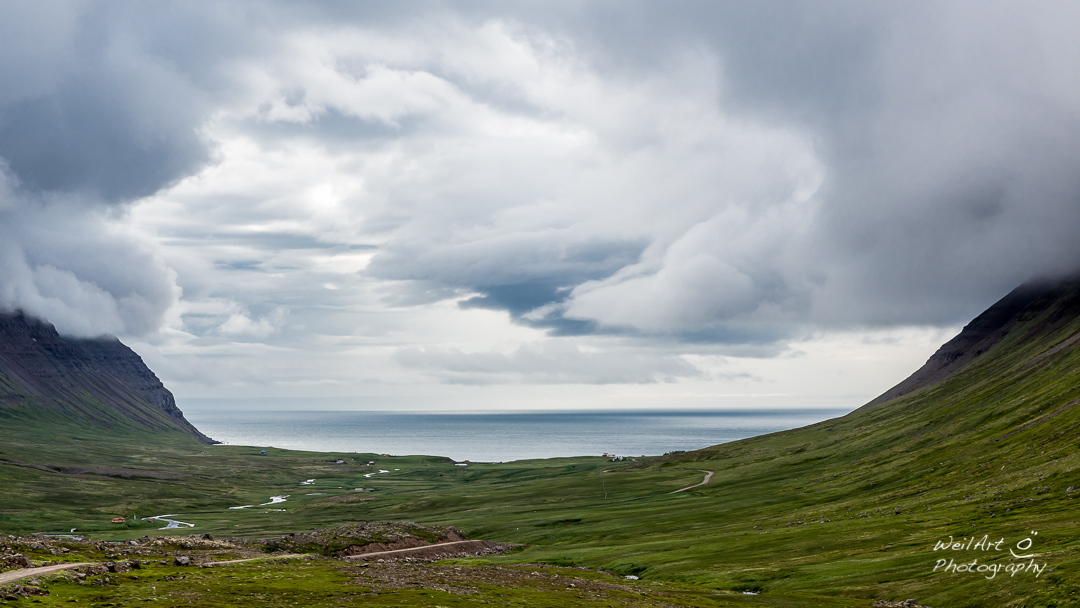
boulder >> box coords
[174,556,192,566]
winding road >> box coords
[670,470,714,494]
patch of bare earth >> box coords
[345,563,645,598]
[341,539,514,561]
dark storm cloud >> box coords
[515,0,1080,332]
[369,235,646,332]
[0,2,222,202]
[0,2,220,335]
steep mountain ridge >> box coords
[867,274,1080,406]
[0,311,213,443]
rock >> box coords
[85,565,108,576]
[128,559,142,569]
[202,533,214,541]
[6,554,31,568]
[0,584,48,599]
[175,556,192,566]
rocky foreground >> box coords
[0,522,517,601]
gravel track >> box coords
[669,470,714,493]
[0,562,94,585]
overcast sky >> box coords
[1,1,1078,411]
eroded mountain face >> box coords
[0,311,213,443]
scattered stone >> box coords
[105,561,131,574]
[4,554,31,568]
[0,583,49,600]
[175,556,192,566]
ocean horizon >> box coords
[183,408,852,462]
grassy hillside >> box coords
[3,279,1080,606]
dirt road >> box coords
[670,470,714,493]
[0,562,94,585]
[0,553,310,584]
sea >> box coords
[183,409,851,463]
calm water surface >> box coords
[184,409,850,462]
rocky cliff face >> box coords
[0,311,214,443]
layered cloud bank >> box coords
[1,2,1078,399]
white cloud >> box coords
[395,339,703,385]
[218,305,287,337]
[0,173,180,337]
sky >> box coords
[1,1,1079,412]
